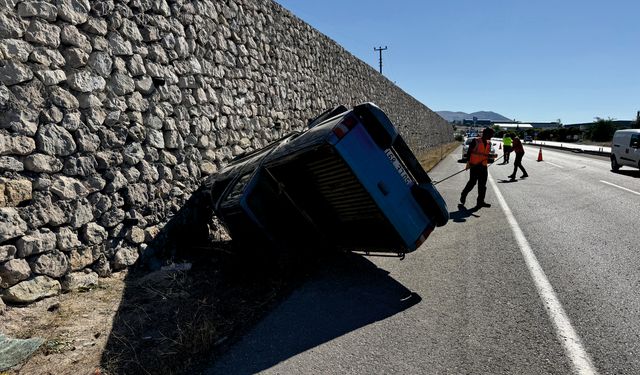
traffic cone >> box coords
[537,148,543,162]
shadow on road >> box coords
[449,205,479,223]
[208,253,421,374]
[611,169,640,178]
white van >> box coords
[611,129,640,171]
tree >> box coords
[588,117,616,142]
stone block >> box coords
[61,271,98,292]
[112,246,138,271]
[0,39,33,62]
[69,246,94,271]
[24,154,63,173]
[35,124,77,156]
[0,156,23,172]
[82,18,108,36]
[56,227,82,251]
[82,223,108,246]
[0,179,32,207]
[0,11,25,39]
[126,227,145,244]
[0,134,36,155]
[56,0,90,25]
[60,24,91,51]
[108,33,133,56]
[0,258,31,288]
[62,47,89,68]
[25,19,61,48]
[2,275,61,303]
[0,245,16,262]
[91,253,111,277]
[34,69,66,86]
[49,87,79,109]
[16,229,57,258]
[18,1,58,21]
[0,61,34,86]
[29,250,69,278]
[68,71,106,92]
[68,199,94,228]
[50,175,88,200]
[0,208,28,243]
[110,72,135,95]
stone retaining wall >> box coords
[0,0,451,304]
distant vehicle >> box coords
[461,138,498,163]
[523,135,533,143]
[610,129,640,171]
[206,103,449,256]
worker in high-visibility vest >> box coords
[508,136,529,180]
[460,127,494,209]
[502,133,513,163]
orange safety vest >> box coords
[469,138,490,167]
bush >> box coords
[555,127,581,142]
[536,129,554,141]
[588,118,616,142]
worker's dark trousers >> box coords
[460,164,488,205]
[503,146,512,162]
[511,152,527,176]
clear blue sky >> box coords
[274,0,640,124]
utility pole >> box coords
[374,46,388,74]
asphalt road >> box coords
[208,145,640,374]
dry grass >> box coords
[418,142,461,171]
[99,245,298,375]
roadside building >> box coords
[494,123,534,131]
[563,120,635,131]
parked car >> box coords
[461,138,498,163]
[610,129,640,171]
[523,135,533,143]
[206,103,449,256]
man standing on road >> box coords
[460,127,495,209]
[508,136,529,180]
[502,133,512,163]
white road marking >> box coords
[600,180,640,196]
[488,174,598,375]
[545,161,564,169]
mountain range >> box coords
[436,111,512,123]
